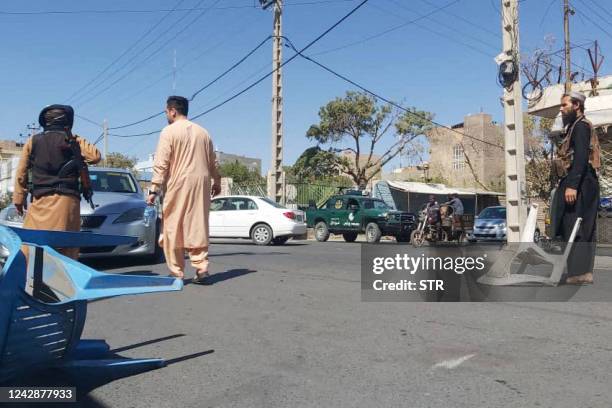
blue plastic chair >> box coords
[0,226,182,383]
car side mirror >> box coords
[474,216,479,220]
[308,200,316,209]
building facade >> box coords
[0,140,24,200]
[390,113,505,190]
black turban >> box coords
[38,104,74,130]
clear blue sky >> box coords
[1,0,610,173]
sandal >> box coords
[192,270,211,285]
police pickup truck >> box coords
[306,193,417,243]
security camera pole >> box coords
[261,0,285,204]
[500,0,527,242]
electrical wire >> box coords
[97,10,263,115]
[73,0,214,106]
[110,0,372,138]
[65,0,187,104]
[283,38,503,149]
[75,114,103,127]
[92,133,105,145]
[108,35,272,130]
[0,1,356,15]
[571,1,612,40]
[311,0,460,56]
[370,1,495,57]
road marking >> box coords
[433,354,476,369]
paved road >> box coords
[7,240,612,407]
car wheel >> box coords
[365,222,382,243]
[314,221,330,242]
[343,232,358,242]
[272,236,290,245]
[251,223,273,246]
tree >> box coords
[289,147,344,183]
[524,114,555,200]
[306,91,433,188]
[219,161,265,185]
[105,152,139,170]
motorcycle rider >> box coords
[444,193,465,232]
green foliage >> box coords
[0,193,12,210]
[288,146,351,185]
[306,91,434,187]
[105,152,139,170]
[219,161,265,185]
[524,114,554,200]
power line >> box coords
[416,0,501,39]
[111,0,372,138]
[93,133,105,145]
[75,0,223,107]
[97,11,263,115]
[0,1,355,15]
[584,0,612,21]
[65,0,187,104]
[109,35,272,130]
[284,38,503,149]
[71,0,210,106]
[75,114,103,127]
[311,0,460,56]
[376,1,497,55]
[571,1,612,40]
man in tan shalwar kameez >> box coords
[147,96,221,282]
[13,105,101,260]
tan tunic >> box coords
[12,135,101,259]
[150,120,220,249]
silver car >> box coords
[0,167,161,260]
[468,205,541,243]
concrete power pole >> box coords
[563,0,573,92]
[500,0,527,242]
[261,0,284,204]
[103,119,109,167]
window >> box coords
[211,198,232,211]
[89,171,137,193]
[260,197,285,209]
[229,198,257,211]
[453,144,465,170]
[327,198,344,210]
[346,198,359,209]
[363,199,390,210]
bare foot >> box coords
[566,273,593,284]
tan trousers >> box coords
[22,194,81,260]
[162,235,209,276]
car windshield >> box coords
[479,207,506,219]
[259,197,285,209]
[362,199,390,210]
[89,171,137,193]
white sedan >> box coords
[209,196,307,245]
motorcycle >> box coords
[410,204,466,247]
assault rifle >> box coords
[58,129,96,210]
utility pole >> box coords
[103,119,108,167]
[27,123,39,137]
[563,0,574,92]
[500,0,527,242]
[261,0,284,204]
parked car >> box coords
[305,192,417,243]
[468,205,541,242]
[0,167,161,260]
[209,195,307,245]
